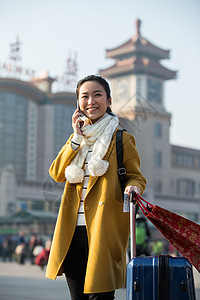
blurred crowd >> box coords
[1,215,180,269]
[0,232,51,269]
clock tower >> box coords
[99,19,177,199]
[99,19,176,113]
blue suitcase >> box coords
[126,255,196,300]
[126,194,196,300]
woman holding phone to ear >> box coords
[45,75,146,300]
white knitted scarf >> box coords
[65,113,119,183]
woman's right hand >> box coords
[72,108,84,136]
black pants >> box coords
[63,226,115,300]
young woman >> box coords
[45,75,146,300]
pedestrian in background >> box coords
[28,233,38,264]
[15,232,26,264]
[45,75,146,300]
[2,235,12,262]
[136,213,151,256]
[151,239,164,256]
[35,239,51,270]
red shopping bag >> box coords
[135,195,200,272]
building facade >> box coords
[0,73,76,223]
[100,19,200,222]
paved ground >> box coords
[0,261,199,300]
[0,261,125,300]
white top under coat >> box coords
[71,134,92,226]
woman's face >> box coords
[78,81,111,123]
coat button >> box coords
[85,206,89,211]
[99,201,104,206]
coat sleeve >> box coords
[123,131,147,195]
[49,134,79,183]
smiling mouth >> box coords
[87,107,98,111]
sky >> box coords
[0,0,200,149]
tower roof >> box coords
[106,19,170,61]
[100,19,177,80]
[99,56,177,80]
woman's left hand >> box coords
[125,186,141,199]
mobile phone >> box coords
[77,100,83,128]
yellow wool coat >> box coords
[45,129,146,293]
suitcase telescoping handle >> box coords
[130,191,137,259]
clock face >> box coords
[116,77,130,103]
[147,79,162,103]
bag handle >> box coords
[134,194,154,216]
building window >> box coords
[154,150,162,167]
[0,92,28,179]
[147,79,162,103]
[32,201,44,211]
[155,181,162,193]
[154,122,162,138]
[136,78,141,94]
[172,151,200,169]
[176,179,195,197]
